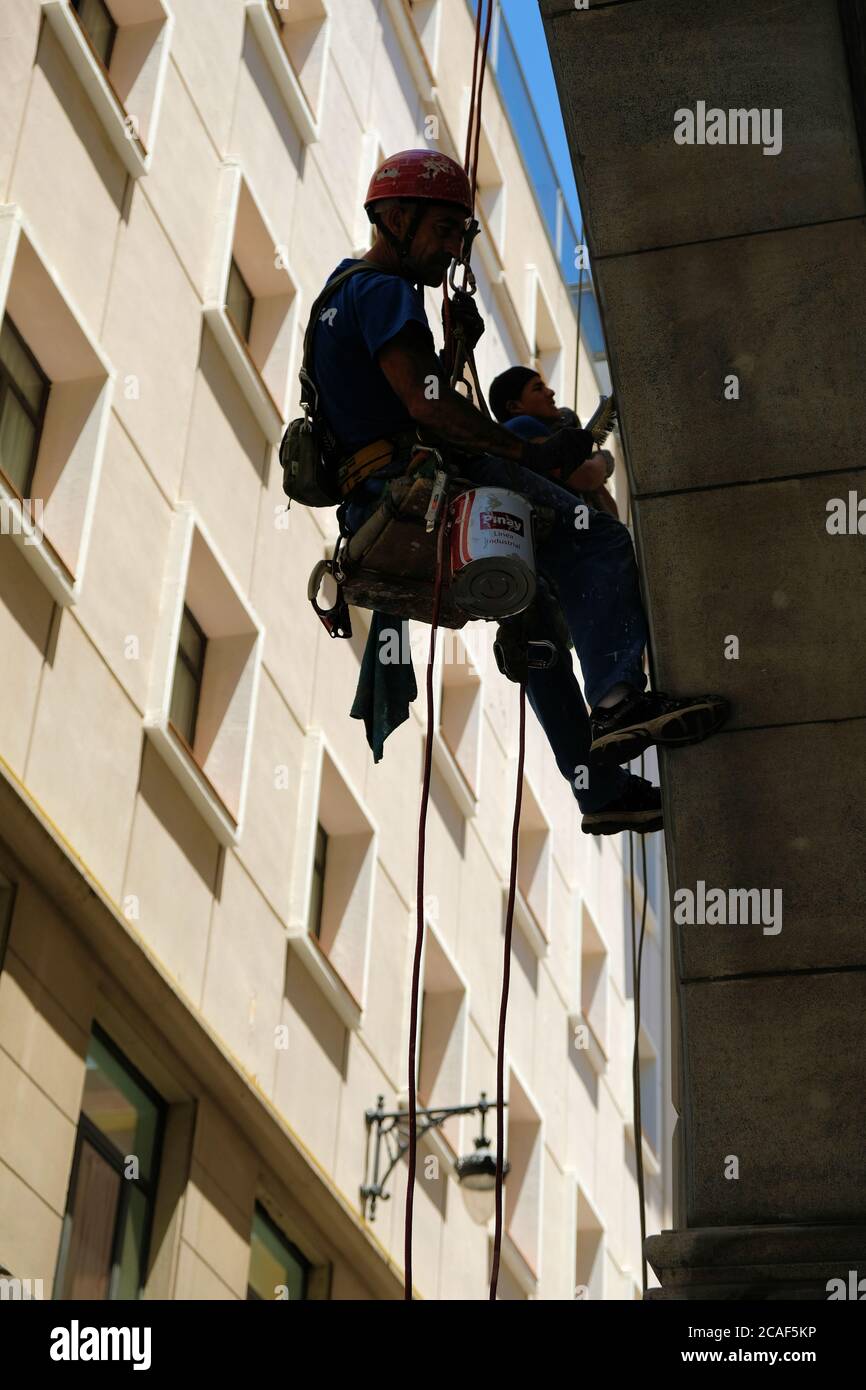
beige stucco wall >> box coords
[0,0,669,1300]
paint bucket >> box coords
[449,487,536,618]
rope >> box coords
[489,681,526,1299]
[404,0,499,1301]
[404,512,448,1301]
[628,752,650,1296]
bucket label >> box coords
[479,510,525,536]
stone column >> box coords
[541,0,866,1298]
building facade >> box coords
[0,0,670,1300]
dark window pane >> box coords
[247,1206,309,1301]
[169,661,199,745]
[0,390,37,496]
[308,824,327,940]
[80,1033,159,1181]
[170,607,206,746]
[0,317,48,497]
[226,258,254,343]
[115,1185,148,1300]
[72,0,117,69]
[0,873,15,972]
[58,1137,122,1300]
[1,317,48,413]
[178,607,205,675]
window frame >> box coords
[225,257,255,346]
[71,0,119,72]
[246,1200,311,1301]
[0,314,51,500]
[169,604,207,750]
[53,1023,166,1302]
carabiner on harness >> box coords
[308,556,352,640]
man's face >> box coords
[513,374,561,422]
[397,203,468,286]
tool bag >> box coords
[280,262,388,508]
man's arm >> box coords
[378,323,525,460]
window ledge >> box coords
[511,886,549,960]
[42,1,156,177]
[286,929,362,1032]
[624,1119,662,1179]
[431,729,477,821]
[0,482,77,605]
[498,1230,539,1298]
[568,1008,608,1076]
[144,718,240,847]
[202,304,285,444]
[245,0,320,145]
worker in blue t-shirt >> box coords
[307,150,730,835]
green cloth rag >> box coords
[350,612,417,762]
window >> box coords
[0,316,50,498]
[247,1203,310,1301]
[145,506,265,847]
[431,629,483,819]
[246,0,331,143]
[638,1031,660,1155]
[515,773,552,950]
[225,258,254,346]
[288,733,377,1030]
[0,872,16,974]
[474,122,506,259]
[576,904,608,1072]
[416,925,468,1153]
[71,0,117,69]
[0,205,114,605]
[574,1185,605,1300]
[504,1067,543,1281]
[54,1028,164,1300]
[43,0,174,177]
[204,162,299,444]
[169,606,207,748]
[530,270,563,401]
[408,0,441,72]
[307,823,327,941]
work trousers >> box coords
[340,454,649,813]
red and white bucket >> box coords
[449,487,536,618]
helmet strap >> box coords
[372,200,427,264]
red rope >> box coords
[489,681,526,1299]
[405,514,448,1300]
[469,0,494,207]
[464,0,484,173]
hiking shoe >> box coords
[590,689,731,767]
[581,776,663,836]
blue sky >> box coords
[498,0,582,231]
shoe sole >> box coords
[590,698,730,767]
[582,807,664,835]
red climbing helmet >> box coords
[365,149,473,218]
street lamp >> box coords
[362,1090,509,1224]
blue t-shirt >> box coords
[311,258,435,454]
